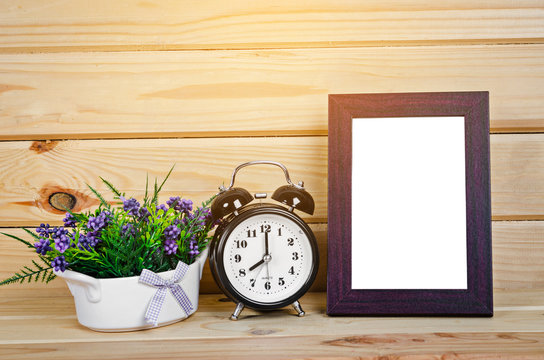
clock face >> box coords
[221,211,315,305]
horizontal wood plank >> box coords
[0,1,543,53]
[0,134,543,227]
[1,45,544,138]
[0,292,544,360]
[1,221,542,297]
[0,137,328,225]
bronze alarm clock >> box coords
[209,161,319,320]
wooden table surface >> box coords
[1,290,543,359]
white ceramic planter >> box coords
[55,247,208,332]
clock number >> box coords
[260,224,271,233]
[287,238,294,246]
[278,228,282,236]
[239,269,246,277]
[250,279,256,287]
[264,281,271,290]
[247,229,256,238]
[235,240,248,248]
[234,254,241,263]
[288,266,295,275]
[292,252,299,260]
[278,277,285,286]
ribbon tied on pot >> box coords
[139,262,193,326]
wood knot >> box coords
[324,336,398,347]
[49,192,77,211]
[250,329,276,336]
[13,184,99,215]
[30,140,58,154]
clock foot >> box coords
[230,302,245,321]
[292,300,305,317]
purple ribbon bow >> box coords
[139,262,193,326]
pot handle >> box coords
[56,270,101,303]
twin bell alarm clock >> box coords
[209,161,319,320]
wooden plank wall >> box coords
[1,0,543,298]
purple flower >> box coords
[51,256,69,272]
[163,239,178,255]
[54,236,70,253]
[195,207,212,224]
[35,223,52,237]
[164,225,181,240]
[77,233,91,250]
[182,207,215,228]
[87,211,110,231]
[167,197,193,214]
[48,227,70,253]
[78,231,101,250]
[63,213,77,228]
[122,223,136,237]
[123,197,140,216]
[138,207,151,222]
[34,238,52,255]
[189,238,200,257]
[166,196,180,209]
[86,231,101,247]
[156,204,168,213]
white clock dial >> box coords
[223,213,314,304]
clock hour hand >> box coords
[250,231,271,272]
[249,259,264,271]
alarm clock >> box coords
[209,161,319,320]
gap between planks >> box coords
[1,38,544,55]
[0,128,542,141]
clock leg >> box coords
[292,300,305,317]
[230,302,245,321]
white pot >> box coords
[55,247,208,332]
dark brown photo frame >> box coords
[327,92,492,316]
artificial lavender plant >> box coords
[1,167,217,285]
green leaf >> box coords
[143,173,150,206]
[86,183,110,208]
[100,177,122,197]
[151,164,175,205]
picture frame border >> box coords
[327,91,493,316]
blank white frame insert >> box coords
[351,116,468,290]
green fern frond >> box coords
[86,183,110,208]
[46,272,56,283]
[0,261,55,286]
[1,231,34,248]
[100,177,123,197]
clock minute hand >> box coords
[249,231,270,272]
[264,231,269,255]
[249,259,264,271]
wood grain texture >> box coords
[1,45,544,139]
[0,293,544,360]
[0,0,543,53]
[1,221,542,297]
[0,137,328,226]
[0,135,543,227]
[493,221,544,289]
